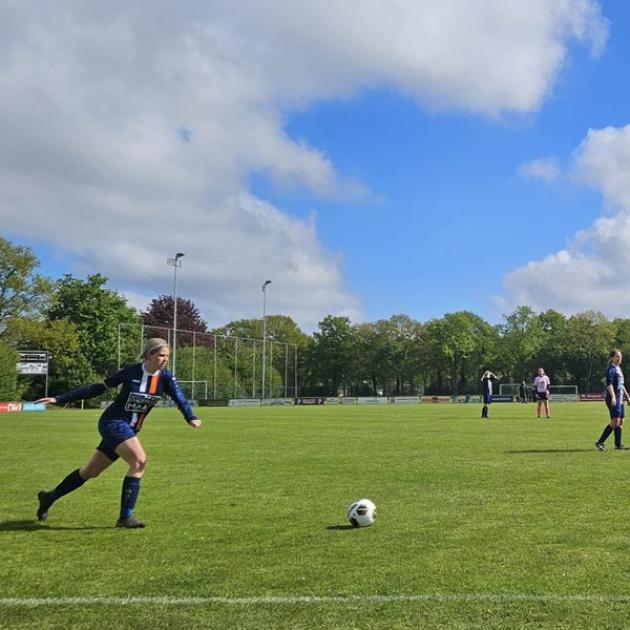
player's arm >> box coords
[36,367,127,405]
[607,383,617,405]
[164,373,201,428]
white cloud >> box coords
[518,157,561,183]
[0,1,608,329]
[504,125,630,316]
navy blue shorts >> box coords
[96,418,136,461]
[483,394,492,405]
[606,396,625,420]
[536,391,549,401]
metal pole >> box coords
[285,343,288,398]
[269,341,273,399]
[192,331,196,400]
[252,339,256,398]
[234,337,238,399]
[261,280,271,400]
[167,252,185,377]
[213,335,217,399]
[294,345,298,398]
[173,261,178,376]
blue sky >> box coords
[3,1,629,330]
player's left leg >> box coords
[37,450,114,522]
[114,436,147,528]
[614,413,625,450]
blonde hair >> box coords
[137,338,169,361]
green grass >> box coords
[1,402,629,628]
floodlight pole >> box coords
[167,252,185,377]
[261,280,272,399]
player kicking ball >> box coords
[35,338,201,528]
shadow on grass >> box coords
[506,448,596,454]
[325,524,357,531]
[0,519,111,531]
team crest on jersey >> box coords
[125,392,161,414]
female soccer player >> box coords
[481,370,497,418]
[35,338,201,528]
[533,367,551,418]
[595,349,629,452]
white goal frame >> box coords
[177,380,208,400]
[500,383,578,401]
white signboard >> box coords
[17,351,48,375]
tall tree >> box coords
[309,315,355,396]
[423,311,496,395]
[142,295,208,333]
[533,310,570,384]
[0,340,20,399]
[0,237,53,334]
[566,311,614,393]
[47,274,140,384]
[498,306,545,381]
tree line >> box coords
[0,236,624,400]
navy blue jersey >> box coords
[606,364,624,400]
[54,363,196,431]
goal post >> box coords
[177,380,208,401]
[499,383,578,401]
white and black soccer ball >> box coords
[348,498,377,527]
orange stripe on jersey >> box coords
[148,373,160,394]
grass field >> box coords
[1,401,629,628]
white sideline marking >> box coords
[1,594,629,607]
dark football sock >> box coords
[50,468,87,501]
[614,426,623,447]
[598,425,613,444]
[120,476,141,520]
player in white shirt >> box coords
[533,367,551,418]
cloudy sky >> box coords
[2,0,629,331]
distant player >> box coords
[35,338,201,527]
[595,349,629,452]
[481,370,497,418]
[533,367,551,418]
[519,380,528,403]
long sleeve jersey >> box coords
[54,363,196,431]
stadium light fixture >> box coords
[261,280,272,400]
[167,252,185,377]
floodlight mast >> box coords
[261,280,272,400]
[167,252,185,377]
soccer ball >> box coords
[348,498,377,527]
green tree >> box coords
[566,311,614,393]
[498,306,545,382]
[0,340,20,399]
[423,311,496,395]
[0,237,53,335]
[533,310,570,384]
[47,274,141,387]
[308,315,355,396]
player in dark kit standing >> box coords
[35,338,201,528]
[595,349,629,452]
[481,370,497,418]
